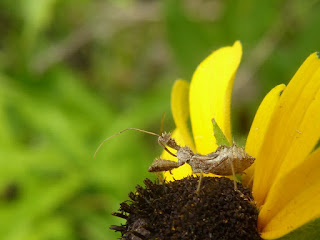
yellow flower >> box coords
[161,41,320,239]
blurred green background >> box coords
[0,0,319,239]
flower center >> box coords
[111,176,261,239]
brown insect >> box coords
[94,128,255,193]
[148,131,255,192]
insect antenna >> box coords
[93,128,160,158]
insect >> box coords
[94,128,255,193]
[148,131,255,192]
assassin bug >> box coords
[147,131,255,193]
[94,122,255,194]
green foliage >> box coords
[278,217,320,240]
[0,68,171,239]
[0,0,319,239]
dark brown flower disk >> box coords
[111,176,261,240]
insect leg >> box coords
[229,159,245,198]
[229,159,238,191]
[196,170,204,194]
[158,140,177,157]
[148,158,184,172]
[155,172,164,184]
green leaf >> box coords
[212,118,231,146]
[277,217,320,240]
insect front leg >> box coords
[148,158,185,173]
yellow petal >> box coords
[253,52,320,206]
[162,128,193,181]
[189,41,242,154]
[242,84,286,187]
[259,147,320,239]
[171,79,195,150]
[245,84,286,158]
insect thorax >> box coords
[176,146,193,165]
